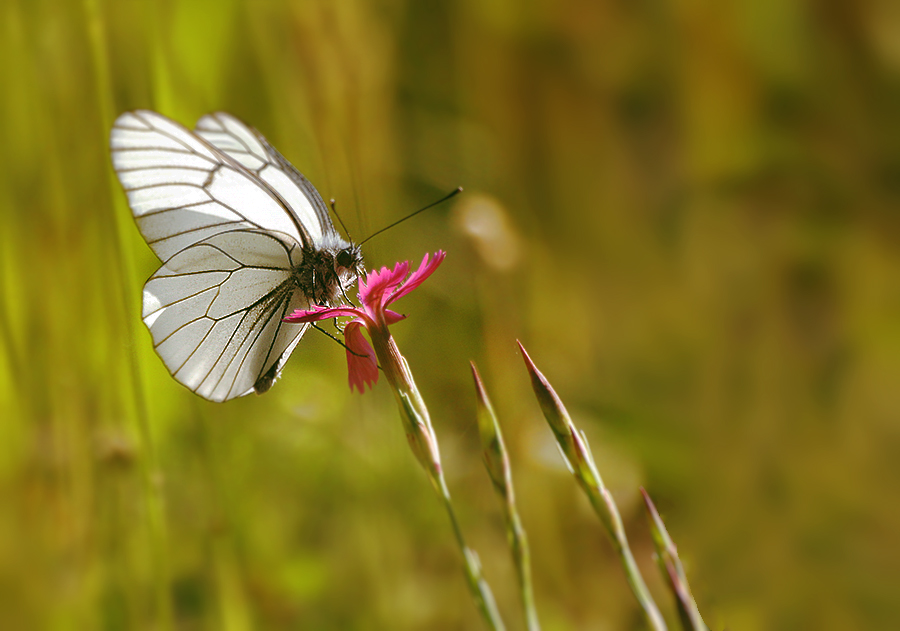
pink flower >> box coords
[284,251,446,392]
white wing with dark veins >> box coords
[141,229,309,402]
[109,110,323,401]
[111,110,310,259]
[194,112,334,245]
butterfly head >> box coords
[336,244,363,274]
[335,243,365,295]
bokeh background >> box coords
[2,0,899,629]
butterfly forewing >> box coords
[111,110,310,260]
[195,113,333,244]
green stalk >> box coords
[470,363,540,631]
[375,326,505,630]
[396,392,506,631]
[518,341,667,631]
[641,489,708,631]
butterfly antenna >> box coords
[358,187,463,246]
[330,198,354,242]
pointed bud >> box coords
[517,340,599,487]
[397,391,443,486]
[641,488,708,631]
[517,341,570,438]
[470,362,511,498]
[518,339,667,631]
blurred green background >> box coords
[2,0,899,629]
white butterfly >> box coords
[110,110,363,402]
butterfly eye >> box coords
[336,249,353,268]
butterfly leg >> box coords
[310,322,372,362]
[338,282,355,307]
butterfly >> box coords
[110,110,364,402]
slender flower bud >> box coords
[398,389,442,485]
[641,488,708,631]
[518,340,668,631]
[517,341,600,488]
[471,362,541,631]
[470,363,511,496]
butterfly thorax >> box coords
[294,235,363,306]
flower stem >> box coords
[503,500,539,631]
[382,332,505,630]
[641,489,708,631]
[437,476,507,631]
[395,392,507,631]
[471,363,540,631]
[579,465,667,631]
[518,342,667,631]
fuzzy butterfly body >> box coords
[110,110,363,402]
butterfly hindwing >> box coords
[141,229,310,402]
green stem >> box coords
[437,476,507,631]
[503,505,540,631]
[642,489,708,631]
[394,380,506,631]
[519,344,665,631]
[580,472,667,631]
[471,363,540,631]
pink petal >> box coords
[359,261,410,317]
[345,322,378,393]
[384,309,406,325]
[386,251,445,305]
[284,304,365,324]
